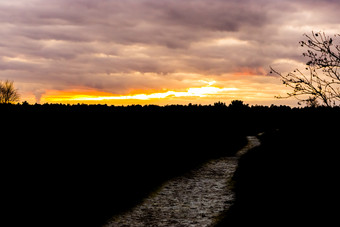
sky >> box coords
[0,0,339,106]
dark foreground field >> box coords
[1,103,339,226]
[217,115,339,226]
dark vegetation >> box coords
[2,102,248,227]
[217,107,340,226]
[2,102,339,226]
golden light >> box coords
[68,82,238,101]
[39,76,293,106]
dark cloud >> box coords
[0,0,339,102]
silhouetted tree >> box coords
[229,100,249,109]
[214,101,227,107]
[271,31,340,106]
[0,80,20,104]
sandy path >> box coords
[105,136,260,227]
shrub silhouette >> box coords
[217,113,340,226]
[0,80,19,104]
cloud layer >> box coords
[0,0,339,104]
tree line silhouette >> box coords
[0,99,308,112]
[2,101,339,227]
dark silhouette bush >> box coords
[217,118,339,226]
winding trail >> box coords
[105,136,260,227]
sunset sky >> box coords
[1,0,339,106]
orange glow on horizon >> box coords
[36,77,294,106]
[70,87,238,101]
[41,82,240,104]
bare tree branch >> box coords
[271,31,340,106]
[0,80,20,104]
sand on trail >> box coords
[105,136,260,227]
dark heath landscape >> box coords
[1,1,340,227]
